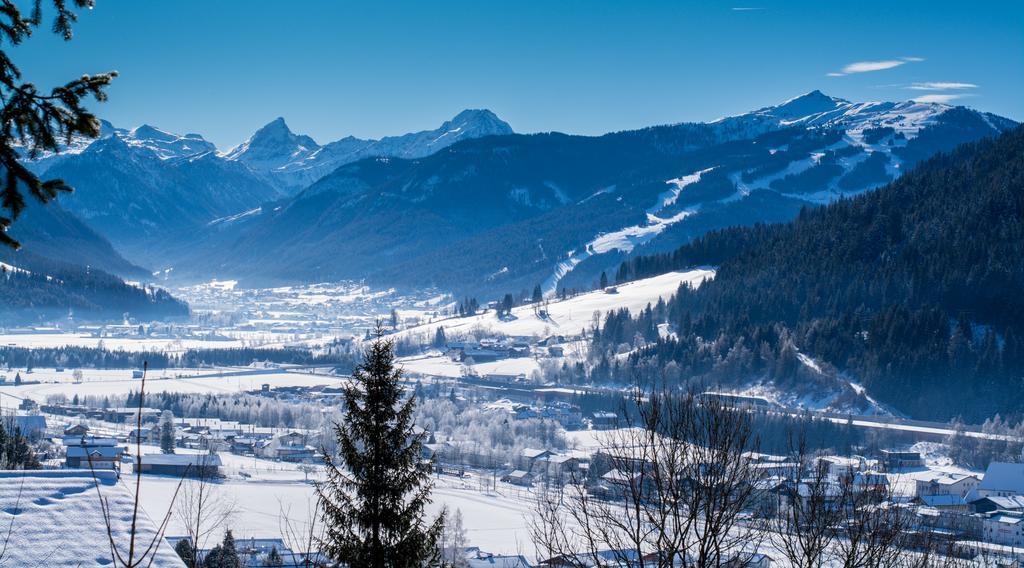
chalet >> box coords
[977,463,1024,498]
[521,448,554,471]
[136,453,222,478]
[259,432,318,462]
[853,471,890,493]
[464,548,532,568]
[916,493,971,513]
[547,346,564,357]
[17,398,37,411]
[502,470,532,487]
[63,423,90,437]
[916,473,980,499]
[591,411,618,430]
[66,446,123,471]
[972,495,1024,514]
[880,450,924,471]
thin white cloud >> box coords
[912,93,971,104]
[731,7,765,11]
[906,82,978,91]
[843,60,907,73]
[829,56,925,77]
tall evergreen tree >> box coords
[263,546,283,567]
[532,284,543,303]
[316,326,444,567]
[159,409,176,454]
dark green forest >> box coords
[601,126,1024,422]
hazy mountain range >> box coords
[13,91,1018,305]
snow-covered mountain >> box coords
[170,91,1015,297]
[714,90,1015,138]
[223,109,514,191]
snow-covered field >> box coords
[398,269,714,343]
[0,367,344,405]
[0,331,246,351]
[134,462,538,559]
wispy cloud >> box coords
[911,93,971,104]
[731,7,765,11]
[906,82,978,91]
[828,56,924,77]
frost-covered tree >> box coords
[159,409,176,454]
[316,326,444,567]
[0,0,117,248]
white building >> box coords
[977,463,1024,499]
[982,511,1024,548]
[916,472,981,499]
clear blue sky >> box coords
[13,0,1023,149]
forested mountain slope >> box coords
[178,93,1014,296]
[604,126,1024,421]
[0,251,188,324]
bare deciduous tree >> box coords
[530,389,766,568]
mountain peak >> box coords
[771,90,847,120]
[225,117,320,168]
[443,108,513,136]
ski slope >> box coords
[398,269,714,342]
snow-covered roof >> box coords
[979,462,1024,494]
[139,453,223,467]
[972,495,1024,510]
[0,470,184,566]
[919,494,966,507]
[67,446,124,458]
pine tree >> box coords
[599,271,608,289]
[174,539,196,566]
[263,546,283,567]
[532,285,543,303]
[204,530,241,568]
[0,2,117,248]
[159,409,176,454]
[316,326,444,567]
[432,326,447,349]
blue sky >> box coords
[14,0,1023,149]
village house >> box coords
[501,470,532,487]
[137,453,222,478]
[916,472,981,502]
[464,547,533,568]
[982,511,1024,548]
[258,431,318,462]
[65,446,123,471]
[972,495,1024,515]
[590,411,618,430]
[880,449,924,471]
[976,463,1024,499]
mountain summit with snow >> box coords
[223,109,514,190]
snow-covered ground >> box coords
[0,367,344,405]
[0,470,184,566]
[134,463,539,559]
[543,172,712,296]
[0,332,246,351]
[397,269,714,344]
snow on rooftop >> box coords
[0,469,184,566]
